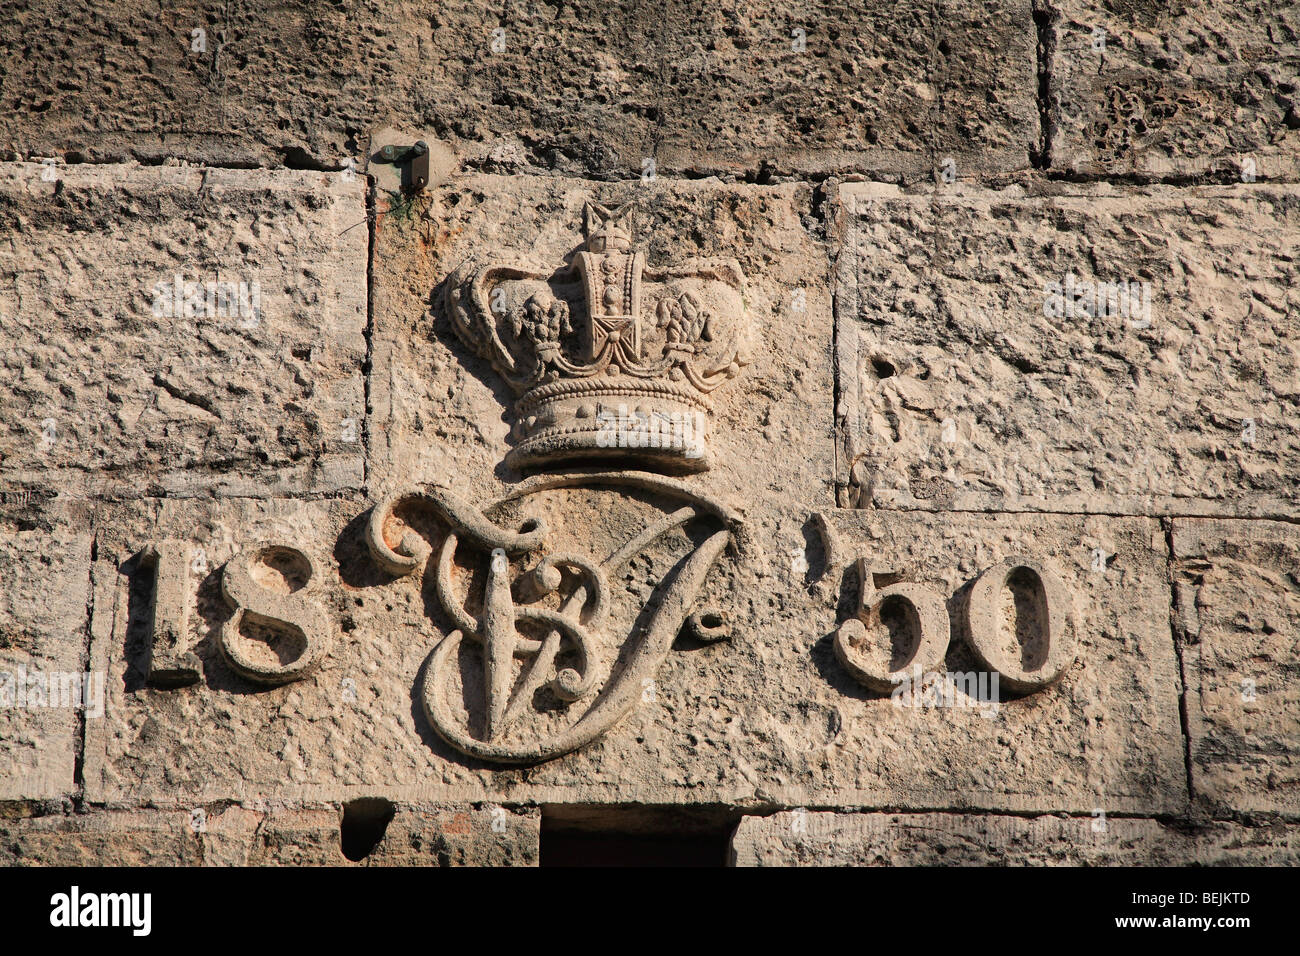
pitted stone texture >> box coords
[834,181,1300,516]
[796,508,1185,814]
[0,809,201,865]
[370,174,834,513]
[0,162,366,498]
[243,804,540,866]
[655,0,1039,179]
[0,1,383,169]
[1048,1,1300,180]
[86,496,1183,815]
[1171,518,1300,817]
[0,1,1037,180]
[0,499,91,800]
[730,811,1300,865]
[0,803,537,865]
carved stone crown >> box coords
[446,201,749,472]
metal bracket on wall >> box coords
[375,141,430,192]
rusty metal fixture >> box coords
[376,141,430,191]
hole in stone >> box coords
[872,571,904,589]
[122,553,159,692]
[248,546,311,593]
[871,357,896,378]
[233,612,308,667]
[340,798,395,862]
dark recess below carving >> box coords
[340,797,396,862]
[540,805,737,867]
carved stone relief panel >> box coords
[80,495,1189,813]
[83,486,743,802]
[366,473,737,763]
[57,175,1191,820]
[445,201,749,473]
[798,508,1187,814]
[368,174,835,514]
[832,553,1078,696]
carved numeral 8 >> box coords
[219,546,329,685]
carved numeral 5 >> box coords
[219,546,329,685]
[833,558,950,694]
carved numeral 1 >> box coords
[139,540,202,688]
[219,546,329,685]
[833,557,950,693]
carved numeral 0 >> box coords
[219,546,329,685]
[963,558,1076,694]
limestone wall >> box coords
[0,1,1296,866]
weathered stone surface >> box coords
[1047,1,1300,180]
[241,803,540,866]
[0,803,539,865]
[730,810,1300,865]
[370,173,835,514]
[82,494,1184,816]
[652,0,1040,179]
[0,498,91,801]
[1171,518,1300,817]
[0,162,367,498]
[3,3,1296,867]
[834,180,1300,516]
[0,1,1038,180]
[0,0,372,169]
[0,809,201,866]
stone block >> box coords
[1048,1,1300,180]
[241,803,540,866]
[0,162,367,498]
[1171,517,1300,816]
[0,809,200,866]
[0,1,1039,179]
[730,810,1300,864]
[834,180,1300,516]
[0,497,91,800]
